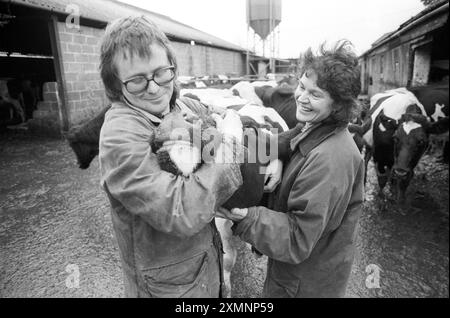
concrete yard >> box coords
[0,130,448,298]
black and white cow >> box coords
[361,85,448,203]
[253,76,299,130]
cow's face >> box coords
[390,112,430,202]
[276,75,299,96]
[392,113,429,180]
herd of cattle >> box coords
[68,76,449,202]
[65,76,448,297]
[181,79,449,204]
[0,78,40,129]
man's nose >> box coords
[146,80,159,94]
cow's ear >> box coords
[399,113,406,123]
[380,112,398,129]
[378,111,388,122]
[427,116,449,134]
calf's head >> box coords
[66,129,100,169]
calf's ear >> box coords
[427,116,449,134]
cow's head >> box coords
[390,104,446,202]
[276,75,299,96]
[392,113,429,177]
[66,132,100,169]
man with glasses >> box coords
[98,16,244,298]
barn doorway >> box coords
[410,21,449,86]
[428,21,449,84]
[0,3,59,134]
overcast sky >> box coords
[117,0,426,58]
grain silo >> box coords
[246,0,282,74]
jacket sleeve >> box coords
[232,150,362,264]
[99,110,243,238]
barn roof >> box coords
[7,0,247,53]
[361,0,449,57]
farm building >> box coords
[0,0,248,136]
[359,0,449,97]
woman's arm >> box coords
[230,151,364,264]
[99,109,243,238]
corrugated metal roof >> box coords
[9,0,247,52]
[398,0,447,30]
[361,0,449,56]
[370,32,394,48]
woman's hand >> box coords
[216,207,248,222]
[211,110,243,144]
[264,159,283,192]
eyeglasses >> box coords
[121,66,175,95]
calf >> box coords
[150,110,295,297]
[66,106,110,169]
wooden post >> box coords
[269,0,274,73]
[48,15,69,134]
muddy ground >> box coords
[0,130,448,298]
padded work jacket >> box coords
[99,97,242,297]
[233,122,364,297]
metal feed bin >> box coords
[246,0,281,74]
[246,0,281,40]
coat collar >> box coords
[290,121,346,157]
[122,97,187,126]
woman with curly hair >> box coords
[217,40,365,298]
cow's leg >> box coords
[438,140,449,163]
[214,217,236,298]
[375,162,390,198]
[363,144,373,184]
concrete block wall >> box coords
[28,82,62,136]
[172,42,246,77]
[57,22,108,127]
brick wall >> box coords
[57,22,108,127]
[28,82,61,136]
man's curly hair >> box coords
[299,40,361,124]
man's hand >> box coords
[264,159,283,192]
[216,207,248,222]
